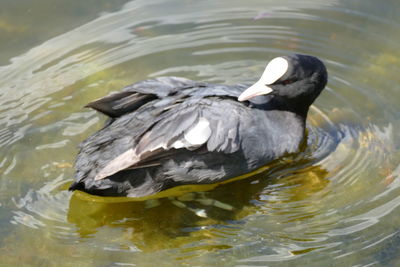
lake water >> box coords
[1,0,399,266]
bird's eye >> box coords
[282,79,296,85]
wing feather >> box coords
[85,77,195,117]
[92,99,243,180]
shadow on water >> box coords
[67,158,330,251]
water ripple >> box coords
[1,0,400,266]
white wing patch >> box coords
[94,148,137,180]
[184,118,212,146]
[171,139,185,149]
[260,57,289,85]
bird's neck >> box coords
[249,95,310,118]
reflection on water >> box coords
[1,0,400,266]
[67,163,329,250]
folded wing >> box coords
[92,99,243,180]
[76,78,246,182]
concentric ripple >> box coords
[0,0,400,266]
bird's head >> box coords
[238,54,328,114]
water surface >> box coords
[1,0,400,266]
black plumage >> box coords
[70,54,327,197]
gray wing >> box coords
[79,98,245,181]
[85,77,199,117]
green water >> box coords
[1,0,400,266]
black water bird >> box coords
[70,54,328,197]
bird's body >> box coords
[70,54,327,197]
